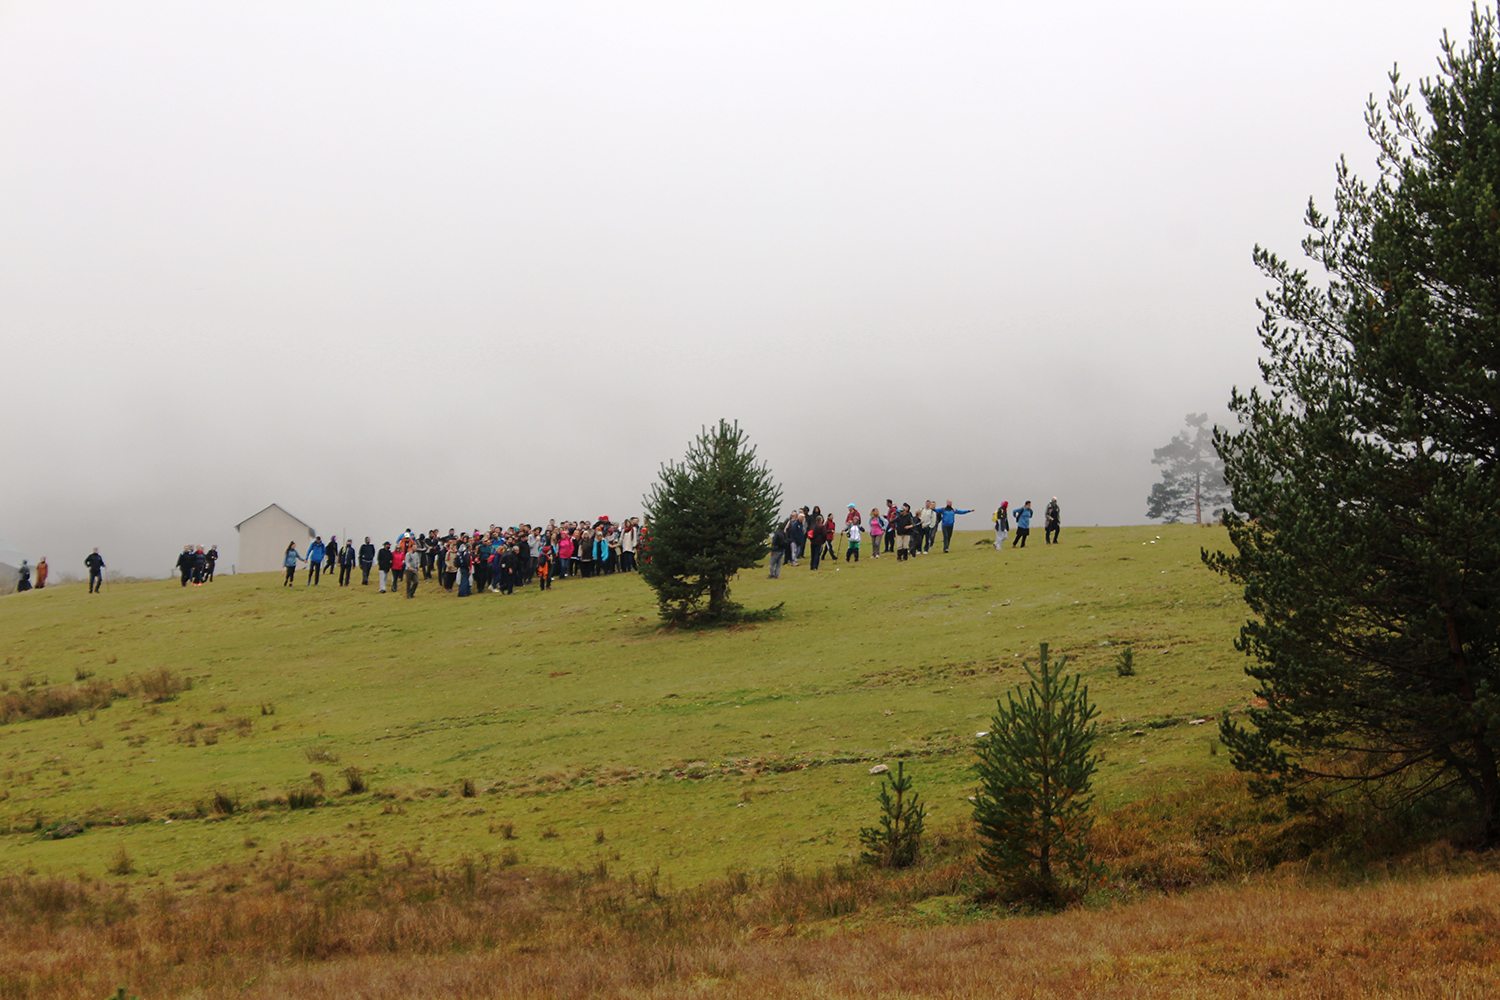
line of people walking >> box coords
[768,497,1061,577]
[769,500,973,576]
[990,497,1061,549]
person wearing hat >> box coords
[1045,497,1061,544]
[993,502,1010,550]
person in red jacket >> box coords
[390,543,406,594]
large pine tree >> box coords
[1210,7,1500,842]
[640,420,782,625]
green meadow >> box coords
[0,525,1249,886]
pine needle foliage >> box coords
[641,420,783,625]
[858,762,926,869]
[1208,6,1500,844]
[973,643,1102,906]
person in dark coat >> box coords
[338,539,356,586]
[894,505,916,562]
[85,549,105,593]
[787,513,807,566]
[769,522,788,578]
[358,537,376,585]
[498,544,520,595]
[376,542,394,593]
[809,515,827,571]
[176,546,195,586]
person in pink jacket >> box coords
[867,508,885,558]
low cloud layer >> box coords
[0,1,1473,574]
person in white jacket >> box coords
[845,521,862,562]
[919,502,939,554]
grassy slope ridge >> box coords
[0,525,1247,883]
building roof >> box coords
[234,503,316,534]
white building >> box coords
[235,504,316,575]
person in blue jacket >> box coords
[306,537,326,585]
[283,542,306,586]
[1012,501,1034,548]
[938,501,973,553]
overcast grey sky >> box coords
[0,1,1479,575]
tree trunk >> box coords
[1447,612,1498,846]
[1477,745,1500,847]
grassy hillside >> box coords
[0,524,1249,885]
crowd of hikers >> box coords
[11,498,1061,597]
[175,545,220,586]
[279,517,644,599]
[766,498,1061,577]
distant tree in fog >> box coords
[1145,413,1230,524]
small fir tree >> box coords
[641,420,783,625]
[973,643,1102,906]
[858,761,926,869]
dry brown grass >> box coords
[0,668,191,724]
[0,774,1492,998]
[4,859,1500,998]
[0,809,1496,1000]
